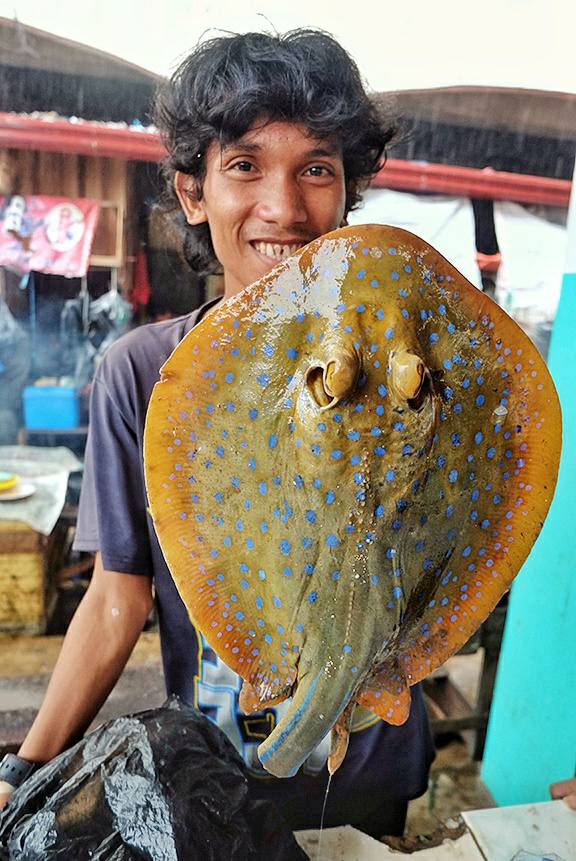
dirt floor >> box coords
[405,650,496,839]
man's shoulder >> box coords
[95,307,211,395]
[104,313,197,367]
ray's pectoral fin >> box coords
[356,661,412,726]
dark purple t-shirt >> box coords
[74,300,434,827]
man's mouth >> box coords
[252,241,303,261]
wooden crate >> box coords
[0,520,63,634]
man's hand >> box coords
[550,777,576,810]
[0,787,14,811]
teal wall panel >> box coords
[481,272,576,805]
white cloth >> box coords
[0,446,82,535]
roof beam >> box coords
[0,112,571,207]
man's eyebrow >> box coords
[221,140,261,154]
[220,141,340,158]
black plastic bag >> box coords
[0,697,308,860]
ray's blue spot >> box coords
[307,591,318,604]
[325,490,335,504]
[326,533,340,548]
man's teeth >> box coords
[254,241,300,259]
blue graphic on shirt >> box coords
[196,634,329,775]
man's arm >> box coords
[0,553,154,809]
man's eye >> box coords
[306,165,332,177]
[231,161,254,172]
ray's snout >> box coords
[306,349,362,410]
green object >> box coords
[482,271,576,804]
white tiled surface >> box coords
[463,800,576,861]
[295,825,484,860]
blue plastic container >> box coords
[23,385,80,430]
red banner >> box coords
[0,195,100,277]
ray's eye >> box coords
[390,351,433,411]
[407,370,432,411]
[306,351,362,410]
[307,366,332,408]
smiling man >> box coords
[174,121,347,296]
[2,31,434,836]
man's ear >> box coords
[174,171,207,225]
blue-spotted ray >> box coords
[144,224,561,778]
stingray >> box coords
[144,224,561,779]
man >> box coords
[1,30,434,835]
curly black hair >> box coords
[153,30,397,275]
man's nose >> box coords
[256,175,307,225]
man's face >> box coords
[176,120,348,298]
